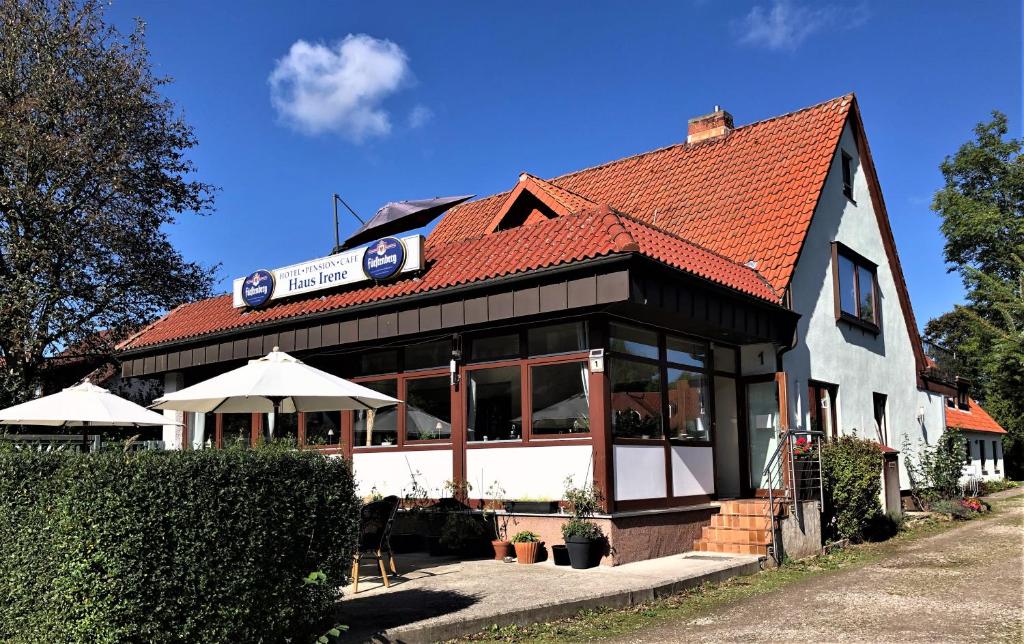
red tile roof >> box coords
[121,95,854,352]
[121,206,776,350]
[432,95,853,293]
[947,398,1007,435]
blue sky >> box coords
[105,1,1021,328]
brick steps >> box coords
[693,498,784,558]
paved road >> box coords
[613,490,1024,643]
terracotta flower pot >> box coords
[513,541,539,564]
[491,540,512,560]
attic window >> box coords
[841,151,854,201]
[832,242,879,333]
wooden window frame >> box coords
[808,380,839,440]
[841,150,855,201]
[464,351,593,448]
[831,242,881,334]
[607,322,714,447]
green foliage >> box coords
[0,0,217,406]
[926,111,1024,478]
[978,478,1019,495]
[561,517,604,540]
[510,530,539,544]
[561,476,604,542]
[440,512,488,553]
[0,448,359,642]
[903,429,968,506]
[820,437,884,541]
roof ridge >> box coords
[612,209,781,299]
[590,205,639,253]
[543,93,854,187]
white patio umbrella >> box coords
[0,380,172,428]
[150,347,400,417]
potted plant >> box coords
[483,482,512,560]
[439,512,489,557]
[561,518,604,569]
[510,530,540,564]
[561,477,604,569]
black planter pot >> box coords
[564,536,597,569]
[551,544,571,566]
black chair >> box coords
[351,495,400,593]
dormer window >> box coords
[832,242,879,332]
[841,151,854,200]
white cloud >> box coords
[736,0,869,51]
[408,104,433,129]
[269,34,413,141]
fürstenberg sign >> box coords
[232,234,424,309]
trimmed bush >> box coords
[820,436,884,542]
[0,447,359,642]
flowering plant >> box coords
[792,436,814,456]
[960,497,985,513]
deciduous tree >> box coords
[0,0,215,406]
[925,111,1024,477]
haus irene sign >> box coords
[232,234,423,309]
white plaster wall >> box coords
[961,431,1006,482]
[670,446,715,496]
[613,445,667,500]
[740,343,777,376]
[353,448,453,498]
[467,444,593,500]
[784,122,945,490]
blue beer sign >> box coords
[241,269,275,308]
[362,237,406,281]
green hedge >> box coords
[0,447,359,643]
[820,436,884,542]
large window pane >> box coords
[305,412,341,447]
[531,362,589,435]
[469,333,520,362]
[667,369,710,441]
[666,335,706,368]
[222,414,251,448]
[528,322,587,356]
[838,255,857,316]
[713,345,737,373]
[406,376,452,441]
[405,340,449,371]
[858,265,876,324]
[266,412,298,444]
[610,358,663,438]
[609,323,659,360]
[467,366,522,441]
[354,379,398,447]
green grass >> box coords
[452,495,1019,643]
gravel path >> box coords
[613,490,1024,643]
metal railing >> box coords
[763,429,824,563]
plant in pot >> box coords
[562,477,604,569]
[510,530,541,564]
[483,482,512,560]
[440,512,489,557]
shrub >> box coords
[978,478,1019,495]
[820,436,884,542]
[930,498,983,520]
[561,517,604,540]
[439,512,489,553]
[903,429,968,505]
[0,448,359,642]
[510,530,539,543]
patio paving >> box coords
[338,550,762,643]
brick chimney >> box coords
[687,106,734,144]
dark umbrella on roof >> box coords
[339,194,475,251]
